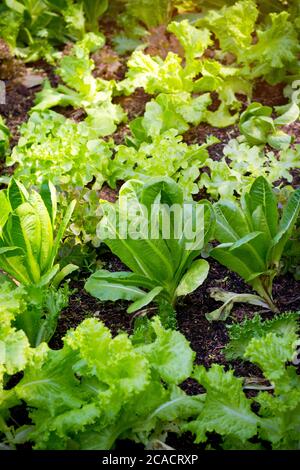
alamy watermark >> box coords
[97,200,205,251]
[0,81,5,104]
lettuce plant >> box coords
[85,178,214,314]
[200,140,300,199]
[209,176,300,314]
[0,0,108,62]
[82,0,108,33]
[112,130,214,197]
[33,35,126,135]
[8,110,114,188]
[2,316,201,450]
[130,92,212,138]
[0,275,69,347]
[184,312,300,449]
[239,102,298,149]
[0,179,77,288]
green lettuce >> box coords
[8,317,200,450]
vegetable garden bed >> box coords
[0,0,300,452]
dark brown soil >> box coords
[184,123,240,159]
[0,83,37,147]
[50,256,300,374]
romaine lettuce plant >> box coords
[0,179,77,288]
[85,178,214,314]
[209,176,300,316]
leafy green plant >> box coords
[0,0,108,61]
[0,179,77,288]
[113,130,214,197]
[123,0,173,29]
[184,312,300,449]
[85,178,214,314]
[1,316,202,450]
[239,102,298,149]
[200,140,300,199]
[7,110,114,188]
[81,0,108,33]
[129,92,212,138]
[33,34,126,134]
[0,275,69,347]
[196,1,300,85]
[224,311,300,360]
[209,176,300,315]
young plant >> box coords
[82,0,108,33]
[209,176,300,317]
[85,178,214,314]
[0,179,77,288]
[33,35,126,136]
[184,311,300,450]
[0,275,69,347]
[239,102,298,149]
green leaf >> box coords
[168,20,212,62]
[40,180,57,226]
[176,259,209,297]
[271,187,300,264]
[7,179,28,210]
[29,191,53,273]
[136,317,195,384]
[85,270,151,302]
[0,192,11,235]
[206,288,269,321]
[51,264,78,289]
[214,200,250,243]
[185,364,258,443]
[225,312,300,360]
[127,286,163,314]
[51,199,76,264]
[248,176,278,238]
[244,332,298,382]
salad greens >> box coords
[209,176,300,315]
[0,0,300,453]
[0,0,107,62]
[1,317,200,450]
[85,178,214,313]
[0,179,77,288]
